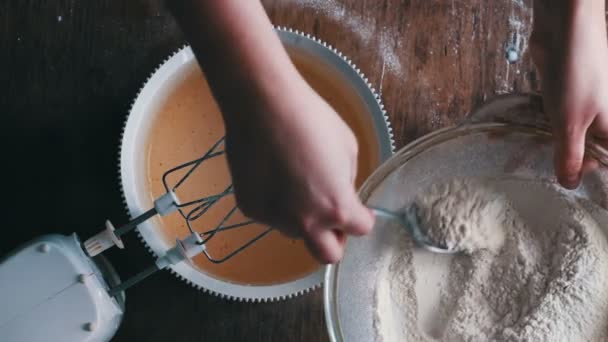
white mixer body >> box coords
[0,234,124,342]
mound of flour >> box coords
[374,179,608,341]
[415,179,506,253]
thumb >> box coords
[305,229,346,264]
[341,201,375,236]
[338,188,375,236]
[554,124,587,189]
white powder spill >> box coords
[508,15,529,60]
[284,0,403,79]
[280,0,535,112]
[379,61,386,95]
[497,2,532,94]
[375,178,608,341]
[283,0,536,97]
[511,0,527,9]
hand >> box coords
[223,78,375,264]
[168,0,374,263]
[531,0,608,189]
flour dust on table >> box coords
[374,178,608,341]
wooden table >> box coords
[0,0,535,341]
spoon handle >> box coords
[368,205,427,245]
[369,205,456,254]
[368,206,402,221]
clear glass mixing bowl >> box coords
[323,93,608,341]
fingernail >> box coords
[563,176,580,189]
[368,208,376,221]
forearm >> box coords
[166,0,301,123]
[532,0,606,50]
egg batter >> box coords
[145,49,381,285]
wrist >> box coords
[167,0,306,126]
[532,0,606,57]
[220,61,308,128]
[568,0,606,30]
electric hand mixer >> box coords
[0,130,451,342]
[0,137,270,342]
[0,27,434,341]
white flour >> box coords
[415,179,506,253]
[281,0,403,75]
[375,179,608,341]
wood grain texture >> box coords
[0,0,535,341]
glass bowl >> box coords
[323,93,608,341]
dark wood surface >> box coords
[0,1,536,341]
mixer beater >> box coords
[0,135,282,342]
[84,136,272,295]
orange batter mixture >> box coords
[145,49,381,285]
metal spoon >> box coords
[369,205,458,254]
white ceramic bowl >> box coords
[120,28,394,301]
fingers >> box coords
[582,155,599,175]
[553,112,608,189]
[554,124,587,189]
[314,189,375,236]
[305,229,346,264]
[340,199,375,236]
[303,192,374,263]
[581,117,608,175]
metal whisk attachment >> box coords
[161,137,272,263]
[83,137,272,295]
